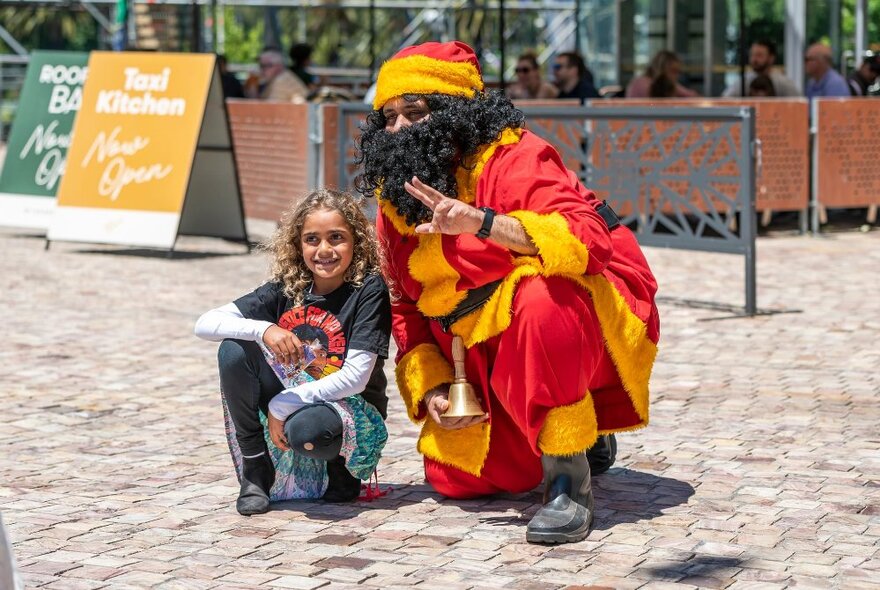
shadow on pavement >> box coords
[272,482,423,519]
[656,296,802,320]
[437,467,696,532]
[71,247,247,260]
[591,467,695,531]
[638,554,746,583]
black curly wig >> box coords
[355,90,525,226]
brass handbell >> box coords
[442,335,485,417]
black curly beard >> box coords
[356,92,525,227]
[356,113,459,226]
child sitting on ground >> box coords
[194,189,391,515]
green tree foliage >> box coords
[0,7,100,52]
[221,7,265,64]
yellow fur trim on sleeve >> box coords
[409,233,466,318]
[373,55,484,110]
[538,392,598,455]
[395,343,455,423]
[508,210,590,276]
[417,419,491,477]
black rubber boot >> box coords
[587,434,617,475]
[526,453,594,544]
[322,455,361,503]
[236,453,275,516]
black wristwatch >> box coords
[476,206,495,239]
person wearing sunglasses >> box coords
[553,51,600,103]
[506,52,559,100]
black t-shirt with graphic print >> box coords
[233,273,392,418]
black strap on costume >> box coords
[431,202,618,332]
[434,279,503,332]
[595,200,620,230]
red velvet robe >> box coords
[377,128,659,498]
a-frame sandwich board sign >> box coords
[47,51,247,251]
[0,51,88,230]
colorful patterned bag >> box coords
[221,344,387,500]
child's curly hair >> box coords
[263,189,380,306]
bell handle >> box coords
[451,335,467,382]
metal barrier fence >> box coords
[599,98,808,231]
[335,103,757,315]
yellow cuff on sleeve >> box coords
[395,343,454,423]
[508,210,590,276]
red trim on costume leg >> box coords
[425,456,500,499]
[478,408,544,493]
[583,339,642,431]
[490,276,607,453]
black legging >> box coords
[218,339,342,460]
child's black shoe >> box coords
[237,453,275,515]
[323,455,361,503]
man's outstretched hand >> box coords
[424,387,488,430]
[405,177,484,236]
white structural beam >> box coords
[856,0,867,62]
[784,0,806,92]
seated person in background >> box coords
[805,43,850,100]
[723,40,800,97]
[507,52,559,100]
[648,73,677,98]
[217,54,244,99]
[289,42,321,94]
[748,74,776,97]
[626,50,699,98]
[247,48,309,103]
[848,53,880,96]
[553,51,600,102]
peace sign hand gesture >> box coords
[405,176,484,236]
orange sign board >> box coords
[49,52,242,248]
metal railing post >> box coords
[810,99,820,234]
[741,106,757,316]
[308,103,322,191]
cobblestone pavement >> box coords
[1,222,878,590]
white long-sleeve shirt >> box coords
[194,304,378,420]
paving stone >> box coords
[41,579,109,590]
[3,226,880,589]
[266,575,330,589]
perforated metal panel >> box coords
[335,102,757,313]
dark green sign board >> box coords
[0,51,88,228]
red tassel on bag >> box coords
[359,469,391,501]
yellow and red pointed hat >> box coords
[372,41,484,110]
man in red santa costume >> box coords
[356,41,660,544]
